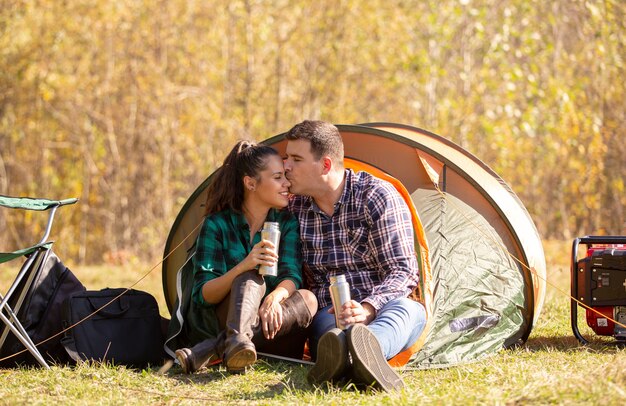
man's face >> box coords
[284,139,323,196]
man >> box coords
[284,120,426,392]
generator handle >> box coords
[575,235,626,246]
[571,235,626,345]
[571,237,588,344]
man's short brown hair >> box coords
[285,120,344,163]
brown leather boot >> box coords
[252,290,313,348]
[223,271,265,373]
[175,331,225,374]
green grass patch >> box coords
[1,240,625,404]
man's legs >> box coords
[308,305,335,361]
[306,305,351,385]
[308,298,426,391]
[309,299,426,361]
[345,298,425,392]
[366,298,426,360]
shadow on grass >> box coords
[523,334,626,353]
[162,359,313,398]
[160,358,375,400]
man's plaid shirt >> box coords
[288,169,419,311]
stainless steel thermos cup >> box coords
[258,221,280,276]
[329,274,351,330]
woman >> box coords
[172,141,317,374]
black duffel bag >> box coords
[61,288,165,367]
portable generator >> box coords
[571,235,626,344]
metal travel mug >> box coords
[258,221,280,276]
[329,274,351,330]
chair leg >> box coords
[0,309,50,369]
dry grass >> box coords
[1,240,625,405]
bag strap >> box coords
[60,330,83,363]
[87,296,130,318]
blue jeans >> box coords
[308,297,426,360]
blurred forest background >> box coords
[0,0,624,265]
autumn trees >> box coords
[1,0,624,264]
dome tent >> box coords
[162,123,546,368]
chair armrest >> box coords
[0,195,78,211]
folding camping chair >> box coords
[0,195,78,369]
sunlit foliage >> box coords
[1,0,624,263]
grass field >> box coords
[1,240,625,405]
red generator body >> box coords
[571,236,626,343]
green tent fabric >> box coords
[409,190,527,368]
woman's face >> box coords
[250,155,291,208]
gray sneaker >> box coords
[347,323,405,392]
[307,328,349,385]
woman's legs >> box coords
[222,271,266,372]
[177,279,316,373]
[253,289,316,358]
[176,271,265,374]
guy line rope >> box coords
[3,182,623,364]
[0,218,205,364]
[432,182,626,332]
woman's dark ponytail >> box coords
[204,140,279,215]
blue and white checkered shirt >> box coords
[288,169,419,311]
